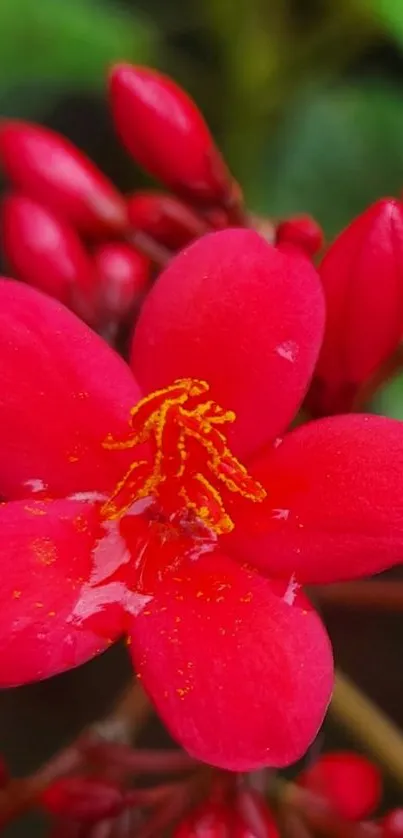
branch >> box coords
[0,681,150,826]
[312,580,403,611]
[330,670,403,789]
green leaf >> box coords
[251,82,403,239]
[0,0,155,88]
[370,371,403,421]
[368,0,403,48]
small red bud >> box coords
[109,64,235,205]
[276,215,324,257]
[383,810,403,837]
[40,777,124,824]
[93,241,151,322]
[174,801,232,838]
[2,194,99,325]
[0,121,127,237]
[127,191,208,250]
[297,752,382,821]
[308,198,403,415]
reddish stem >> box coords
[126,231,172,267]
[85,743,199,775]
[312,580,403,611]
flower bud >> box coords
[174,801,232,838]
[40,777,124,823]
[127,191,208,250]
[93,241,151,322]
[2,194,99,325]
[308,198,403,415]
[109,64,235,205]
[297,751,382,821]
[0,121,127,237]
[383,809,403,837]
[276,215,324,257]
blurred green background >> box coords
[3,0,403,241]
[2,1,403,833]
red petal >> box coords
[0,121,128,237]
[109,65,233,204]
[2,194,100,325]
[0,280,140,499]
[129,550,333,770]
[224,414,403,584]
[297,751,382,821]
[310,198,403,415]
[0,499,128,685]
[131,229,324,459]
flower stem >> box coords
[126,231,173,267]
[312,580,403,611]
[331,670,403,788]
[0,681,150,826]
[273,777,380,838]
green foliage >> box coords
[251,83,403,239]
[370,372,403,420]
[369,0,403,47]
[0,0,154,88]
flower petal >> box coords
[0,498,131,685]
[128,550,333,770]
[0,280,141,499]
[224,415,403,584]
[131,229,324,458]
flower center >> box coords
[101,378,266,535]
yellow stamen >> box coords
[101,378,266,535]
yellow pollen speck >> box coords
[24,505,46,516]
[31,537,57,566]
[68,454,79,463]
[100,378,266,535]
[13,590,21,599]
[48,610,56,617]
[240,593,253,603]
[176,687,190,700]
[196,591,204,598]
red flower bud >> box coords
[0,121,127,237]
[109,64,235,205]
[276,215,324,257]
[297,752,382,821]
[2,194,99,325]
[174,801,233,838]
[40,777,124,823]
[383,810,403,837]
[127,191,208,250]
[309,198,403,415]
[93,241,151,322]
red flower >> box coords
[309,198,403,415]
[0,229,402,771]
